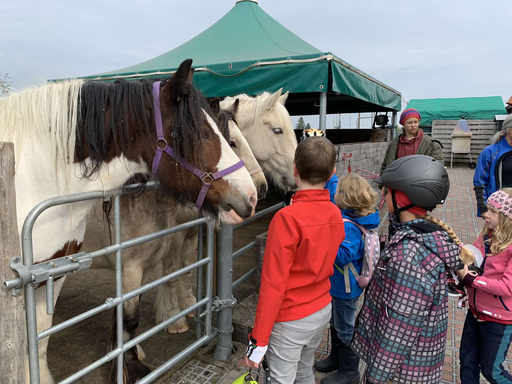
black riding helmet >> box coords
[375,155,449,212]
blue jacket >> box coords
[324,174,338,204]
[330,209,380,299]
[473,137,512,216]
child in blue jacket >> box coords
[316,173,380,384]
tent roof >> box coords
[406,96,507,126]
[57,0,402,114]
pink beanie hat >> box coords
[400,108,421,125]
[487,190,512,220]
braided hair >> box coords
[420,215,474,265]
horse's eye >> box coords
[273,127,283,135]
[205,132,210,139]
[229,141,237,148]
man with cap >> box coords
[380,108,444,174]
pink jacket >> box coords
[464,235,512,322]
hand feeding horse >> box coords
[81,99,267,383]
[0,59,257,384]
[79,89,296,383]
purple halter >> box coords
[151,81,245,210]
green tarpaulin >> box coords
[406,96,507,126]
[54,0,401,114]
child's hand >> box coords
[456,265,469,279]
[242,355,260,369]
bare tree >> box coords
[0,73,12,96]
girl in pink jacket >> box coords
[458,188,512,383]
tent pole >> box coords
[319,92,327,133]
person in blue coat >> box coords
[316,173,380,384]
[474,115,512,217]
[324,173,338,203]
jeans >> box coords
[332,295,360,345]
[266,303,331,384]
[460,310,512,383]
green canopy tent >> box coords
[55,0,402,129]
[406,96,507,127]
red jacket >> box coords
[251,189,345,346]
[465,235,512,323]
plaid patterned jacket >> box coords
[352,218,461,384]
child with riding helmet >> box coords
[458,188,512,383]
[244,136,345,383]
[351,155,474,384]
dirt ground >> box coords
[47,199,277,383]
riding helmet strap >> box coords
[391,190,415,216]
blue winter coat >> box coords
[473,137,512,216]
[324,174,338,204]
[330,209,380,300]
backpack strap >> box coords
[340,218,365,294]
[343,263,361,293]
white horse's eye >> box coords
[229,140,237,148]
[273,127,283,135]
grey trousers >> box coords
[266,303,331,384]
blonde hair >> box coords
[479,188,512,255]
[335,174,378,216]
[419,215,474,265]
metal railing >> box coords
[213,201,284,360]
[3,182,216,384]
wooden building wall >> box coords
[431,120,498,167]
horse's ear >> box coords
[224,99,240,115]
[265,88,283,110]
[209,98,221,117]
[163,59,194,101]
[279,91,289,105]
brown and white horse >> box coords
[80,89,296,383]
[0,59,257,384]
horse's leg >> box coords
[154,231,189,334]
[28,276,67,384]
[177,226,199,315]
[108,264,150,384]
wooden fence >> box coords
[0,142,27,383]
[431,120,498,167]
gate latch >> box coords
[212,296,237,312]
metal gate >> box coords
[3,182,216,384]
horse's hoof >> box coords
[166,318,189,334]
[136,345,146,362]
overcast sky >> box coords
[1,0,510,129]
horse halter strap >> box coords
[151,81,245,210]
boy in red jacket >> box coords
[244,137,345,383]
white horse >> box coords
[0,59,257,384]
[221,89,297,192]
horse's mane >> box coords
[76,79,154,176]
[0,77,214,178]
[0,80,83,167]
[222,93,275,127]
[214,109,237,141]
